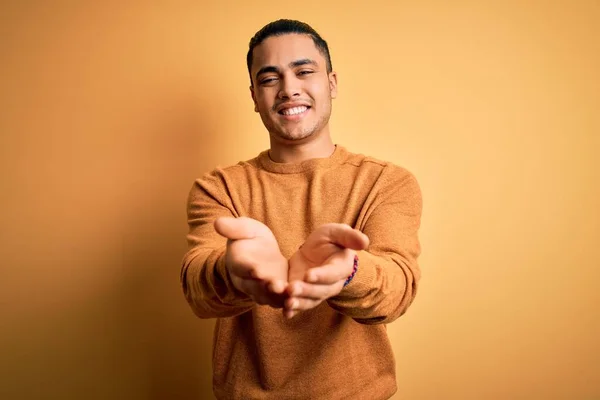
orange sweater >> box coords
[181,145,422,399]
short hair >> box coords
[246,19,333,84]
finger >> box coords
[305,265,348,284]
[284,296,323,312]
[287,280,343,300]
[321,223,369,250]
[239,278,270,302]
[238,278,262,300]
[214,217,261,240]
[267,279,288,294]
[304,250,355,284]
[240,279,286,308]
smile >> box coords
[279,106,310,116]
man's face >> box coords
[250,34,337,142]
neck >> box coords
[268,131,335,164]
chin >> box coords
[274,124,319,141]
[277,130,315,142]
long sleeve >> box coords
[327,168,422,325]
[183,146,420,399]
[180,171,254,319]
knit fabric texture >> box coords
[181,145,422,400]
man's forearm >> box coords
[326,249,419,324]
[181,246,254,319]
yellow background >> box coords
[1,1,598,399]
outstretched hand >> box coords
[285,223,369,318]
[214,216,289,308]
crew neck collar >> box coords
[256,144,347,174]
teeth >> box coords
[281,106,308,116]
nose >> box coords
[277,74,301,100]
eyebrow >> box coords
[255,58,318,81]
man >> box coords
[181,19,422,400]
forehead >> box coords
[251,34,325,71]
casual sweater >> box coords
[181,144,422,400]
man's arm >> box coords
[327,170,422,324]
[284,166,422,323]
[180,174,254,319]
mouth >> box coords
[278,105,311,119]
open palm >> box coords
[288,223,369,283]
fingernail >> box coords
[291,299,298,309]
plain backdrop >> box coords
[1,1,598,399]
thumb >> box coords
[322,223,369,250]
[214,217,264,240]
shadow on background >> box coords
[115,92,227,400]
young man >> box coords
[181,19,422,400]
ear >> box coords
[328,71,338,99]
[250,85,258,112]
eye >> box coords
[298,70,314,76]
[260,77,278,85]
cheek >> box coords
[255,92,275,112]
[254,99,270,115]
[307,81,331,102]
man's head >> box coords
[246,20,333,83]
[247,19,338,143]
